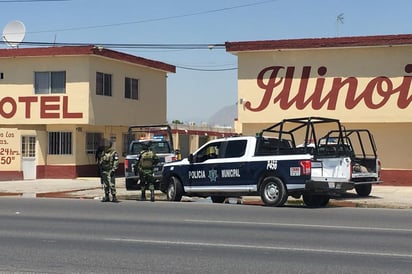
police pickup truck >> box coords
[124,125,179,191]
[160,117,382,207]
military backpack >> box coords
[140,150,155,169]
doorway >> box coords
[21,136,36,180]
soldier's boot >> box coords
[101,194,110,202]
[112,194,118,203]
[141,190,146,201]
[150,190,155,202]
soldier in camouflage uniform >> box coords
[135,142,159,202]
[98,139,119,202]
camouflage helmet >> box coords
[103,138,112,149]
[141,141,151,150]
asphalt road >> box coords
[1,198,411,274]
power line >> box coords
[26,0,278,34]
[0,1,277,71]
[0,0,70,2]
[175,65,237,72]
[12,40,226,50]
[1,40,236,71]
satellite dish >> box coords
[2,20,26,48]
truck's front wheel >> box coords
[260,177,288,207]
[167,176,183,202]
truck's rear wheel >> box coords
[211,196,226,203]
[303,194,330,207]
[167,176,183,201]
[355,184,372,197]
[260,177,288,207]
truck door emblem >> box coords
[208,169,218,182]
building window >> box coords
[34,71,66,94]
[96,72,112,96]
[125,77,139,100]
[21,136,36,157]
[48,132,72,155]
[86,132,103,154]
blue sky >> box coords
[1,0,411,125]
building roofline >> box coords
[225,34,412,52]
[0,45,176,73]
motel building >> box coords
[226,34,412,186]
[0,45,234,181]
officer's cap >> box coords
[103,138,112,148]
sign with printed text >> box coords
[0,95,86,124]
[237,47,412,123]
[0,128,21,170]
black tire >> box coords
[260,176,288,207]
[167,176,183,202]
[303,194,330,207]
[125,178,139,190]
[355,184,372,197]
[211,196,226,203]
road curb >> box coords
[1,185,412,209]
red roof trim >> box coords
[225,34,412,52]
[0,45,176,73]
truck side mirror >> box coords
[188,154,194,164]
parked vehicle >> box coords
[160,117,382,207]
[124,124,179,190]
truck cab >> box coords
[160,135,312,206]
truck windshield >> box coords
[131,141,171,154]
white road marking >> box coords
[106,238,412,259]
[185,219,412,233]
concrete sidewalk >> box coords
[0,177,120,199]
[0,177,411,209]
